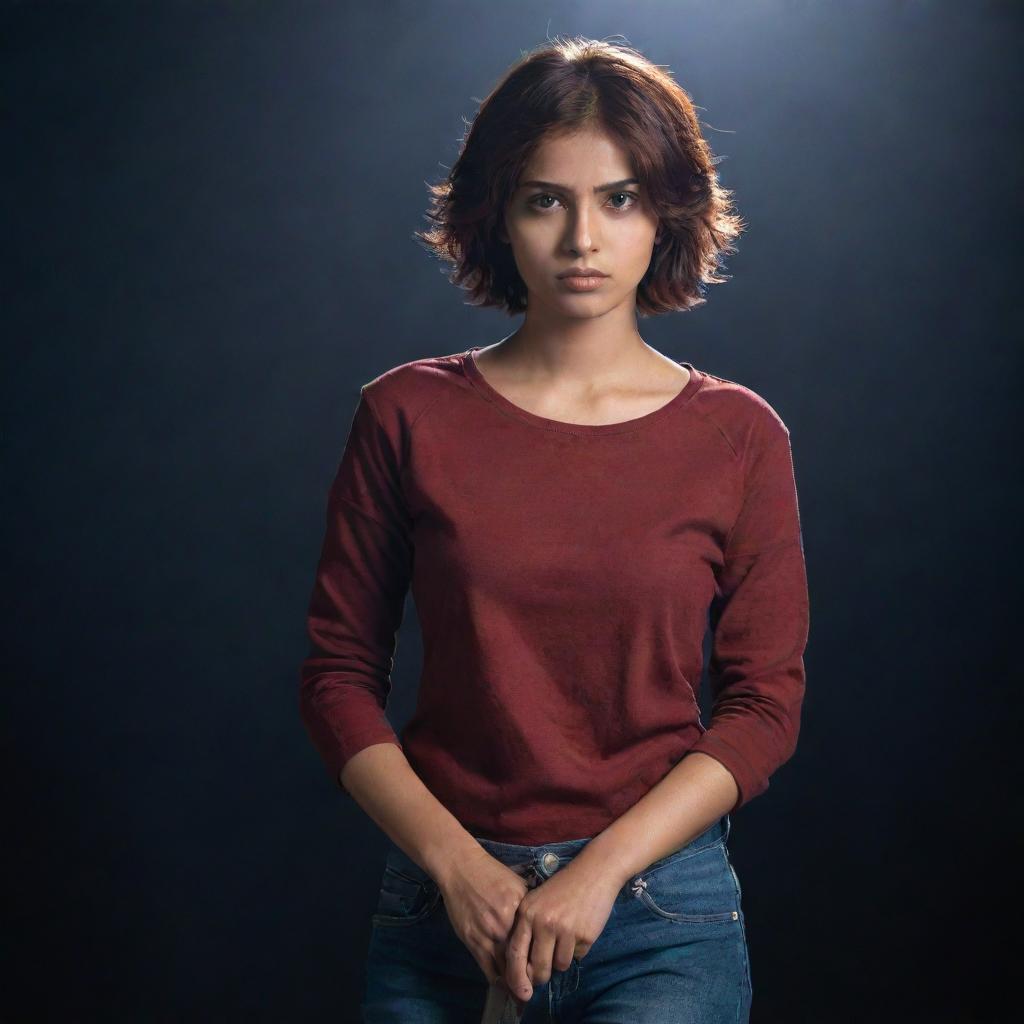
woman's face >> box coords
[500,125,662,316]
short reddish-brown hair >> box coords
[414,36,747,318]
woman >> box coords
[299,36,809,1023]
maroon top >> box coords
[299,347,810,844]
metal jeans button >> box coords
[541,852,559,871]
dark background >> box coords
[4,1,1019,1020]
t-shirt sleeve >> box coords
[298,386,413,795]
[687,416,810,813]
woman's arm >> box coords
[576,417,809,886]
[298,384,483,885]
[566,751,738,888]
[339,742,483,887]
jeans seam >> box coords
[637,835,726,882]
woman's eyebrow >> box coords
[517,177,640,194]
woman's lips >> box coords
[559,275,606,291]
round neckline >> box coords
[461,346,704,435]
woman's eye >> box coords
[528,192,638,212]
[609,191,639,210]
[531,194,559,210]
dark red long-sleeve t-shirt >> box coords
[299,346,810,845]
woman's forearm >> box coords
[339,742,482,889]
[574,751,739,888]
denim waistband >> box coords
[471,813,730,861]
[382,812,731,887]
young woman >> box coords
[299,36,809,1023]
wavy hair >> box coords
[414,36,747,318]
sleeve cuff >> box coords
[687,731,768,813]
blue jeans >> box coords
[361,814,752,1022]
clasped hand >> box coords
[440,847,622,1009]
[502,855,621,1004]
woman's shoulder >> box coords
[359,347,472,417]
[690,366,792,446]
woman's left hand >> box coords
[502,856,623,1004]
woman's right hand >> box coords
[438,846,534,999]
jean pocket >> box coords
[630,839,739,924]
[371,863,442,928]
